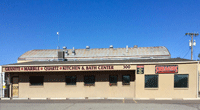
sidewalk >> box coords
[1,97,200,100]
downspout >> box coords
[5,73,11,98]
[2,72,5,97]
[9,74,11,98]
[197,61,199,98]
[0,67,1,98]
[0,66,2,98]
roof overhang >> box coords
[2,59,198,73]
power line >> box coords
[168,36,189,58]
[176,37,190,57]
[183,48,190,58]
[194,49,196,60]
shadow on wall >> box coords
[10,70,135,83]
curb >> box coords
[68,97,85,99]
[29,98,47,100]
[107,97,124,100]
[183,98,200,100]
[88,97,105,99]
[48,98,66,100]
[133,98,150,100]
[12,98,29,100]
[1,97,200,101]
[0,98,11,100]
[172,98,183,100]
[155,98,172,100]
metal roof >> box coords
[18,46,171,61]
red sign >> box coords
[155,65,178,73]
[137,65,144,68]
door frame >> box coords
[11,76,19,98]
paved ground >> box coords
[1,99,200,110]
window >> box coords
[12,77,19,84]
[84,75,95,86]
[109,76,117,86]
[30,76,44,86]
[174,74,188,88]
[145,75,158,88]
[122,75,130,85]
[66,76,76,85]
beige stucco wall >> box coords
[135,64,198,98]
[8,63,198,98]
[199,64,200,92]
[17,71,136,98]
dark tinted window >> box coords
[30,76,44,86]
[109,76,117,86]
[174,74,188,88]
[84,75,95,85]
[122,75,130,85]
[145,75,158,88]
[12,77,19,84]
[66,76,76,85]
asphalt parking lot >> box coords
[1,99,200,110]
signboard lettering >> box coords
[123,65,130,69]
[137,65,144,74]
[3,65,114,72]
[24,66,39,71]
[5,67,20,71]
[44,66,58,71]
[155,65,178,73]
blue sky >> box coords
[0,0,200,65]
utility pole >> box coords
[185,32,199,60]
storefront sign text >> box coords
[3,65,114,72]
[5,67,20,71]
[123,65,131,69]
[155,65,178,73]
[137,65,144,74]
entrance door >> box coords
[12,77,19,98]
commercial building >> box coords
[1,46,199,99]
[0,66,4,98]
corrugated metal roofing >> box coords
[18,46,171,61]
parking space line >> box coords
[133,99,137,103]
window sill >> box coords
[65,85,77,87]
[144,88,158,90]
[174,88,189,90]
[122,83,130,86]
[29,85,44,88]
[84,84,95,86]
[109,83,117,86]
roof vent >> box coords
[58,51,65,61]
[63,46,68,55]
[109,45,113,48]
[65,50,68,55]
[72,47,76,55]
[86,46,90,49]
[126,45,128,53]
[134,45,138,48]
[63,46,67,50]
